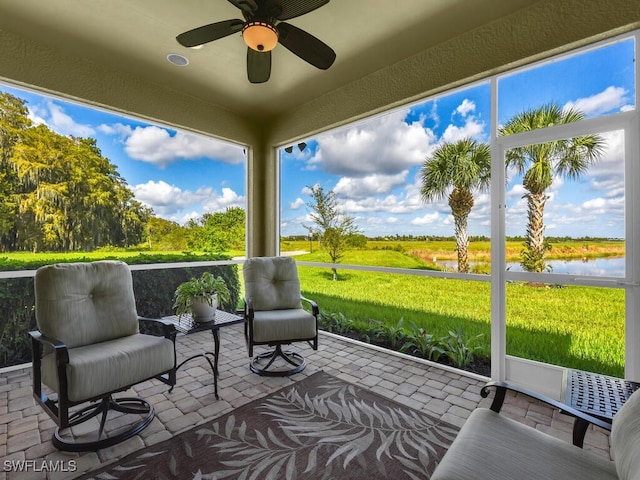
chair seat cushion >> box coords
[431,408,617,480]
[252,309,316,343]
[41,333,175,402]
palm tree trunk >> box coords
[453,212,469,273]
[523,191,548,272]
[449,188,473,273]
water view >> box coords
[438,257,625,277]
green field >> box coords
[279,240,625,377]
[281,238,625,264]
[295,267,623,377]
[0,241,626,376]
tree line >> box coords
[0,92,248,254]
[145,207,246,252]
[0,93,151,252]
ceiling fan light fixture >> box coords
[242,21,278,52]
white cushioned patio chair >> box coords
[243,256,318,376]
[29,260,177,452]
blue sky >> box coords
[1,37,635,239]
[282,37,634,239]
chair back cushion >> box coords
[612,388,640,480]
[35,261,139,348]
[243,256,303,311]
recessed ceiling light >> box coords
[167,53,189,66]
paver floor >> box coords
[0,326,612,479]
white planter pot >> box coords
[190,294,218,323]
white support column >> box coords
[490,76,507,381]
[625,80,640,380]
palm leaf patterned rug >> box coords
[80,371,459,479]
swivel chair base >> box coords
[249,344,306,377]
[53,395,154,452]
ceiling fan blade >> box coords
[276,0,330,21]
[247,48,271,83]
[277,22,335,70]
[176,19,244,47]
[227,0,258,15]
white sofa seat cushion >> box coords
[41,333,175,402]
[612,389,640,480]
[252,309,316,343]
[431,408,618,480]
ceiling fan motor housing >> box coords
[176,0,335,83]
[242,20,279,51]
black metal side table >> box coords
[163,310,245,400]
[565,369,640,446]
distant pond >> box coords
[437,256,625,277]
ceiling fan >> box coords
[176,0,336,83]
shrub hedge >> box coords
[0,254,240,368]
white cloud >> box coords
[563,86,630,117]
[310,109,437,177]
[290,198,305,210]
[333,172,408,199]
[587,130,624,195]
[132,180,244,222]
[441,116,485,143]
[28,100,95,137]
[339,191,425,215]
[455,99,476,117]
[300,185,315,195]
[98,122,133,139]
[202,187,244,212]
[582,197,607,212]
[411,211,440,226]
[124,126,245,167]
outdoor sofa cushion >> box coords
[611,387,640,480]
[430,407,617,480]
[431,381,640,480]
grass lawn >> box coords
[283,240,625,377]
[0,243,625,377]
[298,265,624,377]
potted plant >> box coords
[173,271,231,323]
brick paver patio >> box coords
[0,326,612,479]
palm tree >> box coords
[500,104,605,272]
[420,138,491,273]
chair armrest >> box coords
[481,380,611,429]
[481,380,611,447]
[301,296,319,316]
[29,330,69,366]
[29,330,72,425]
[244,297,254,319]
[138,316,178,340]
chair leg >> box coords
[52,395,155,452]
[249,345,306,377]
